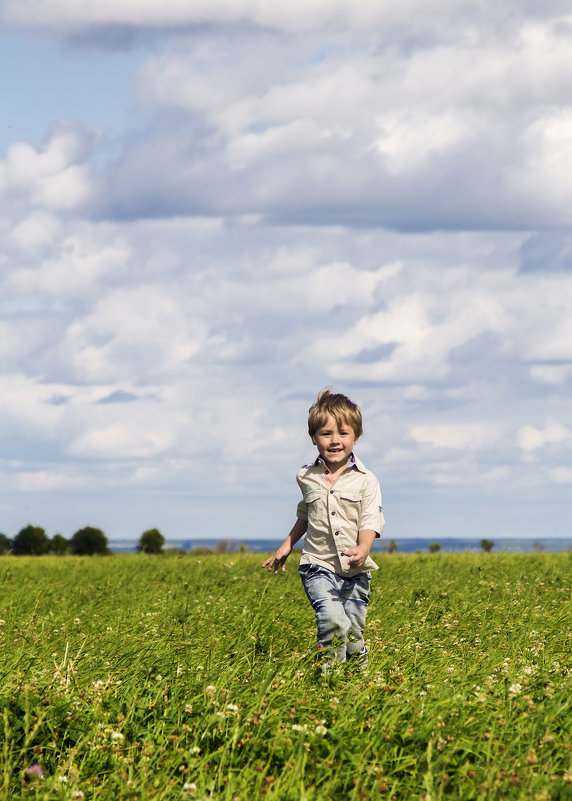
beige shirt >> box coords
[296,454,384,576]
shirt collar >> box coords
[312,452,366,473]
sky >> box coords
[1,0,571,545]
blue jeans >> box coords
[298,563,371,666]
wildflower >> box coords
[73,618,80,625]
[25,764,44,780]
[185,704,193,714]
[110,731,124,742]
[58,776,68,783]
[71,791,84,800]
[205,684,216,696]
[183,782,197,795]
[508,683,522,698]
[226,703,239,712]
[190,746,200,755]
[292,724,307,732]
[315,725,327,736]
[0,619,5,626]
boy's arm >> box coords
[342,529,377,568]
[261,518,308,574]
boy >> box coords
[262,389,384,668]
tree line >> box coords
[0,526,166,556]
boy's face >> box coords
[313,413,357,472]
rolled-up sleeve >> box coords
[296,498,308,521]
[358,473,384,537]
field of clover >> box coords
[0,551,570,801]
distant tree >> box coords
[137,528,165,554]
[12,525,49,556]
[428,542,441,553]
[70,526,109,556]
[388,539,398,554]
[480,538,494,553]
[533,541,544,553]
[0,533,11,554]
[49,534,69,555]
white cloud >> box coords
[16,469,87,492]
[2,0,549,34]
[374,111,475,175]
[59,284,208,383]
[0,124,93,211]
[550,467,572,484]
[529,364,571,385]
[409,422,499,450]
[516,422,572,453]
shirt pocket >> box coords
[304,490,322,525]
[339,490,362,526]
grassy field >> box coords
[0,552,570,800]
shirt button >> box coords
[334,531,339,536]
[331,511,336,515]
[330,490,334,494]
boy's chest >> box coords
[302,474,364,527]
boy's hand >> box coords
[341,545,369,568]
[261,544,292,574]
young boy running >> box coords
[262,389,384,667]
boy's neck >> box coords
[322,458,350,481]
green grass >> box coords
[0,552,570,800]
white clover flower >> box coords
[71,791,84,800]
[183,782,197,792]
[190,746,201,755]
[185,704,193,714]
[111,731,124,741]
[292,724,307,732]
[0,620,6,626]
[205,685,216,696]
[508,683,522,697]
[315,725,327,736]
[226,704,239,712]
[58,776,68,783]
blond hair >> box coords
[307,388,363,441]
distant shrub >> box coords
[0,533,12,554]
[70,527,109,556]
[12,525,49,556]
[429,542,442,553]
[137,528,165,554]
[214,539,244,554]
[388,539,398,554]
[49,534,69,555]
[480,538,494,553]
